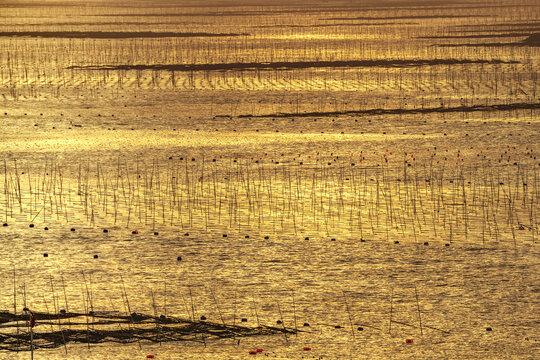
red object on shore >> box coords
[249,350,257,355]
[303,347,311,351]
[256,349,263,352]
[29,311,35,328]
[406,339,414,343]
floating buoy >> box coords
[177,256,182,261]
[360,239,365,242]
[200,315,206,321]
[146,355,155,359]
[394,240,399,244]
[43,253,48,257]
[276,320,282,324]
[154,232,159,235]
[103,229,108,233]
[334,325,341,329]
[241,318,248,322]
[445,243,450,247]
[405,339,414,343]
[357,327,363,331]
[303,347,311,351]
[70,228,75,232]
[256,349,263,353]
[60,309,66,314]
[245,235,250,238]
[423,242,429,246]
[331,238,336,241]
[44,227,49,231]
[486,327,492,331]
[248,350,257,355]
[303,322,310,327]
[222,234,227,238]
[93,254,98,259]
[132,230,138,235]
[29,224,34,228]
[305,237,309,240]
[2,223,7,227]
[184,233,189,236]
[264,236,269,240]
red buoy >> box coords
[249,350,257,355]
[303,347,311,351]
[256,349,263,352]
[406,339,414,343]
[146,355,155,358]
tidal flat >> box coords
[0,0,538,358]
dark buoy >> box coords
[360,238,365,242]
[70,228,75,232]
[132,230,138,234]
[200,315,207,321]
[222,234,227,238]
[60,309,66,315]
[394,240,399,244]
[486,327,492,331]
[331,238,336,241]
[2,223,7,227]
[445,243,450,247]
[154,231,159,235]
[29,224,34,228]
[44,227,49,230]
[305,237,309,240]
[177,256,182,261]
[245,235,250,238]
[89,311,95,316]
[424,242,429,246]
[43,253,48,257]
[303,322,310,327]
[93,254,98,259]
[276,320,282,324]
[334,325,341,329]
[357,326,364,331]
[103,229,108,233]
[241,318,248,322]
[264,236,269,239]
[184,233,189,236]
